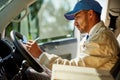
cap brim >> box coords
[64,11,76,20]
[64,7,83,20]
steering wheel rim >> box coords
[10,30,44,72]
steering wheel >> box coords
[10,30,44,72]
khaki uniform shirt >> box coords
[38,21,120,71]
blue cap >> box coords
[64,0,102,20]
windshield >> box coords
[6,0,78,43]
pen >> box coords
[33,37,40,42]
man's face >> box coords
[74,10,89,33]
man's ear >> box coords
[88,10,94,18]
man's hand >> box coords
[25,40,43,58]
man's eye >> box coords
[75,16,80,20]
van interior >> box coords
[0,0,120,80]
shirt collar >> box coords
[89,21,104,37]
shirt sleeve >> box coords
[38,52,85,70]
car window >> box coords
[6,0,78,43]
[38,0,77,42]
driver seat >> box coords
[110,33,120,80]
[110,57,120,80]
